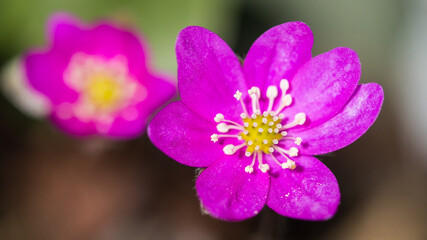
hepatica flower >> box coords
[21,13,176,138]
[149,22,383,221]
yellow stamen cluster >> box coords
[86,74,122,110]
[240,113,283,154]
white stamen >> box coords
[280,79,289,93]
[262,118,268,124]
[214,113,244,127]
[268,122,274,126]
[282,160,296,170]
[269,147,274,153]
[295,137,302,145]
[223,143,247,155]
[245,152,258,173]
[282,113,306,130]
[263,112,268,117]
[273,116,279,122]
[244,130,249,135]
[259,164,270,173]
[289,147,299,157]
[248,140,253,146]
[274,146,299,157]
[252,86,261,98]
[252,122,258,127]
[235,90,250,116]
[258,153,269,173]
[248,87,261,114]
[216,123,229,133]
[251,113,257,119]
[244,122,249,127]
[276,124,283,129]
[214,113,224,122]
[268,128,273,133]
[266,85,278,99]
[258,128,264,133]
[275,94,293,114]
[216,122,243,133]
[210,134,218,143]
[211,133,242,142]
[295,113,306,125]
[272,139,279,144]
[240,113,247,119]
[270,148,297,170]
[234,90,242,100]
[274,128,279,133]
[281,131,288,136]
[223,144,235,155]
[255,145,260,151]
[266,85,278,112]
[263,139,268,144]
[225,119,244,127]
[278,113,285,119]
[245,151,252,157]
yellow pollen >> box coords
[240,114,282,154]
[86,74,122,109]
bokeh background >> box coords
[0,0,426,239]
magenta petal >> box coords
[47,13,85,51]
[267,155,340,221]
[244,22,313,91]
[25,51,77,104]
[106,110,148,139]
[196,156,270,221]
[50,113,96,137]
[145,73,177,109]
[176,26,247,122]
[49,13,149,78]
[79,24,149,78]
[148,101,222,167]
[297,83,384,155]
[284,47,361,128]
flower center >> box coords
[86,73,123,109]
[211,79,305,173]
[58,53,147,126]
[240,112,283,155]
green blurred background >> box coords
[0,0,426,239]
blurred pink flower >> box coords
[149,23,384,221]
[22,13,176,138]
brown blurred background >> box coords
[0,0,426,239]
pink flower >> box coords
[148,22,383,221]
[23,13,176,138]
